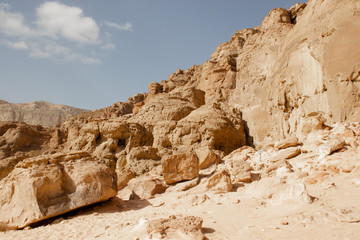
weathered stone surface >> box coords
[0,155,26,181]
[318,139,345,157]
[146,216,205,240]
[0,122,55,160]
[170,105,246,154]
[274,135,299,149]
[116,168,135,190]
[0,100,88,128]
[224,147,255,183]
[162,152,199,184]
[130,86,205,127]
[206,169,232,193]
[166,177,200,192]
[244,177,314,206]
[195,146,221,170]
[127,176,167,199]
[0,153,117,230]
[168,0,360,148]
[269,147,301,162]
[126,146,161,176]
[65,120,152,160]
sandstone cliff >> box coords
[157,0,360,148]
[0,100,89,127]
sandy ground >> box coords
[1,149,360,240]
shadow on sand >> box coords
[29,196,152,228]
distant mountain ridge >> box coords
[0,99,89,127]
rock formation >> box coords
[0,100,88,127]
[0,152,117,230]
[1,0,360,236]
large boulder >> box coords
[162,152,199,184]
[195,146,221,170]
[206,169,233,193]
[169,105,246,154]
[224,146,255,183]
[127,176,167,199]
[0,152,117,230]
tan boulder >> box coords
[127,176,167,199]
[170,105,246,155]
[260,8,292,30]
[0,152,117,230]
[318,138,345,157]
[146,216,205,240]
[147,82,163,96]
[223,147,255,183]
[269,147,301,162]
[244,177,314,206]
[116,168,135,190]
[166,177,200,192]
[162,152,199,184]
[274,135,299,149]
[206,169,232,193]
[195,146,221,170]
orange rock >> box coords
[315,171,330,179]
[304,178,318,185]
[326,165,340,174]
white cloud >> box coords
[36,1,99,44]
[0,4,33,37]
[4,40,28,50]
[0,2,131,65]
[101,43,116,50]
[29,41,101,64]
[104,21,133,31]
[79,56,101,65]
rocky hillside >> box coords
[1,0,360,238]
[0,99,89,127]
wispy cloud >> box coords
[29,41,101,64]
[0,2,132,64]
[4,40,28,50]
[0,4,33,37]
[100,43,116,50]
[104,21,133,32]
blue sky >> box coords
[0,0,301,110]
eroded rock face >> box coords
[169,105,246,154]
[224,147,255,183]
[130,86,205,127]
[140,0,357,148]
[1,0,360,231]
[127,176,167,199]
[162,152,199,184]
[0,152,117,230]
[206,169,233,193]
[0,122,53,159]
